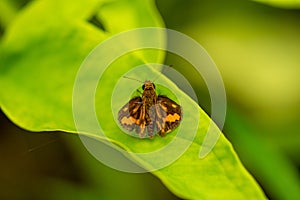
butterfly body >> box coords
[118,80,182,138]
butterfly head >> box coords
[142,80,155,90]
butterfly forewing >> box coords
[156,96,182,136]
[118,97,142,132]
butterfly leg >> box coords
[136,89,143,95]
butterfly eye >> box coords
[142,84,145,90]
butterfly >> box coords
[118,80,182,138]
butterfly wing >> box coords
[118,97,143,132]
[156,95,182,136]
[118,95,182,137]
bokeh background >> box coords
[1,0,300,199]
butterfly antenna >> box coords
[123,76,144,83]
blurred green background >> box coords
[1,0,300,199]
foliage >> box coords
[0,0,267,199]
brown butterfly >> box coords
[118,80,182,138]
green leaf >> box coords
[0,0,18,28]
[0,0,265,199]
